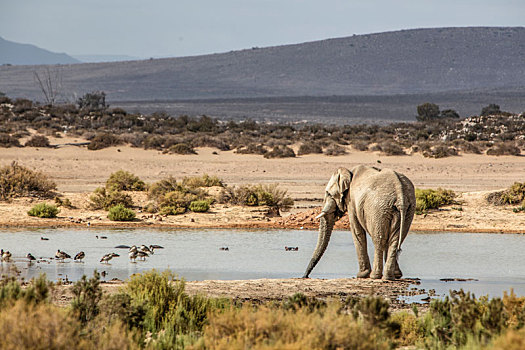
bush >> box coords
[352,141,369,151]
[235,143,266,155]
[440,109,460,119]
[486,142,521,156]
[423,145,458,158]
[417,102,440,121]
[324,143,347,156]
[481,103,502,116]
[89,187,134,210]
[87,133,121,150]
[415,188,457,214]
[77,91,107,111]
[24,135,51,147]
[27,203,59,218]
[106,170,146,191]
[379,142,405,156]
[264,145,296,158]
[487,182,525,206]
[168,143,196,155]
[189,200,210,212]
[182,174,223,188]
[70,271,103,325]
[0,162,56,200]
[220,184,293,212]
[0,133,21,148]
[298,142,323,155]
[0,274,52,308]
[199,302,390,349]
[108,204,136,221]
[54,196,74,208]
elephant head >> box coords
[303,168,351,278]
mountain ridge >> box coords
[1,27,524,104]
[0,36,80,65]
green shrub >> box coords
[24,135,51,147]
[108,204,136,221]
[54,196,74,208]
[89,187,133,210]
[148,177,185,200]
[415,188,457,214]
[159,206,186,215]
[0,162,56,200]
[182,174,223,188]
[189,200,210,212]
[106,170,146,191]
[487,182,525,206]
[70,271,103,325]
[416,102,440,121]
[27,203,59,218]
[0,274,52,309]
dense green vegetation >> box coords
[27,203,59,218]
[1,96,524,157]
[1,271,525,349]
[107,204,136,221]
[415,188,458,214]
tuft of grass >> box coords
[189,200,210,213]
[168,143,197,155]
[0,162,56,200]
[108,204,136,221]
[27,203,59,218]
[415,188,457,214]
[182,174,224,188]
[106,170,146,191]
[220,183,294,212]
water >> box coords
[1,228,525,299]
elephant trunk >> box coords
[303,198,337,278]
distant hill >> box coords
[1,27,524,105]
[0,36,80,65]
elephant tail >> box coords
[394,174,410,258]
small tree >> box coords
[77,91,108,111]
[440,109,460,119]
[416,103,440,121]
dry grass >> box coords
[0,162,56,200]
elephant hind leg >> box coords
[384,247,403,279]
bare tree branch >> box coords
[33,67,62,105]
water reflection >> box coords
[1,228,524,299]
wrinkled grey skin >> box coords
[303,165,416,280]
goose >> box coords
[149,244,164,253]
[115,245,131,249]
[137,250,149,261]
[55,250,71,262]
[139,245,152,254]
[74,251,85,262]
[2,249,12,262]
[27,253,36,262]
[100,253,119,264]
[40,237,49,241]
[128,250,138,262]
[219,247,229,251]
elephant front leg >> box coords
[350,220,371,278]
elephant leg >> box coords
[383,234,400,280]
[384,244,402,278]
[350,219,371,278]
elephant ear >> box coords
[326,168,352,212]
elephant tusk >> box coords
[315,212,326,219]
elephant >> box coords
[303,165,416,280]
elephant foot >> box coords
[370,271,383,279]
[394,269,403,279]
[356,269,371,278]
[383,274,396,281]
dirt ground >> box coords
[1,135,524,233]
[2,137,525,305]
[51,278,423,310]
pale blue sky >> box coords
[1,0,524,58]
